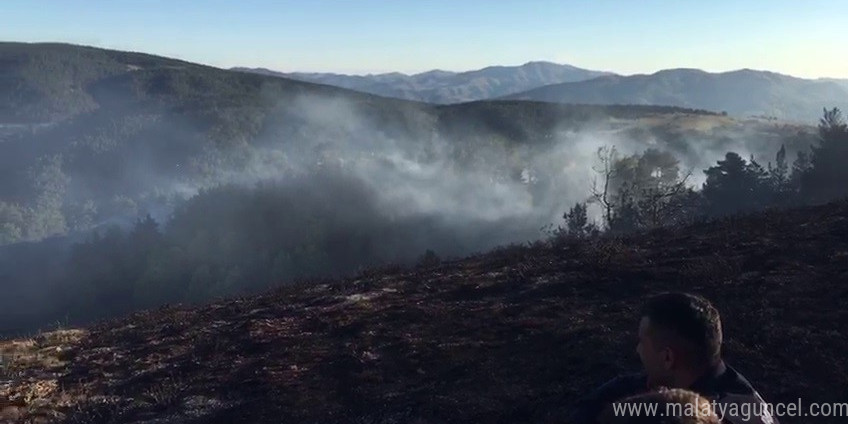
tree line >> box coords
[557,107,848,238]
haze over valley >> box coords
[3,42,831,335]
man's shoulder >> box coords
[696,362,760,398]
[721,364,759,393]
[709,364,780,424]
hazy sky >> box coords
[2,0,847,78]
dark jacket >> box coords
[568,361,778,424]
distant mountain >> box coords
[232,61,612,104]
[501,68,848,122]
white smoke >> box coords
[117,94,811,252]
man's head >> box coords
[636,292,722,388]
[599,388,720,424]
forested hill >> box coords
[1,41,427,243]
[0,41,403,123]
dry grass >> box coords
[1,329,87,423]
[0,329,85,373]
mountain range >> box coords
[502,68,848,122]
[231,61,611,104]
[235,64,848,123]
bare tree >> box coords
[636,169,693,228]
[590,146,620,229]
[590,146,696,232]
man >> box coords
[569,292,777,424]
[598,388,720,424]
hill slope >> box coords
[0,41,434,241]
[0,42,201,123]
[232,61,611,104]
[502,68,848,122]
[0,41,427,125]
[2,200,847,423]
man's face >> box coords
[636,316,673,388]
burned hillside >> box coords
[2,198,848,423]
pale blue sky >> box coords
[2,0,847,78]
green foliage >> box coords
[63,200,98,232]
[702,152,770,216]
[766,144,790,201]
[0,42,199,122]
[798,108,848,203]
[563,202,598,239]
[570,107,848,237]
[26,154,69,238]
[565,202,589,235]
[589,147,696,233]
[0,155,70,242]
[0,202,26,244]
[789,150,811,194]
[699,107,848,215]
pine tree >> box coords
[802,107,848,203]
[564,202,590,238]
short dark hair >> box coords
[641,292,722,367]
[600,388,720,424]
